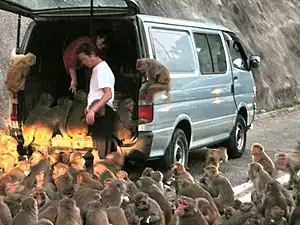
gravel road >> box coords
[188,108,300,186]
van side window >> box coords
[229,41,248,71]
[193,33,227,74]
[150,28,196,73]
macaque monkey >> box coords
[38,192,63,223]
[53,163,74,196]
[204,147,228,169]
[264,206,287,225]
[136,58,171,103]
[22,93,54,147]
[32,97,73,146]
[69,152,85,170]
[137,176,172,225]
[66,90,88,139]
[260,180,288,218]
[10,197,38,225]
[48,153,59,166]
[107,207,128,225]
[289,192,300,225]
[100,179,127,208]
[175,196,209,225]
[171,162,194,183]
[114,98,146,143]
[116,170,129,180]
[56,197,83,225]
[251,143,276,178]
[86,193,110,225]
[30,188,49,208]
[220,206,234,223]
[0,196,13,225]
[133,192,165,225]
[29,151,46,167]
[142,167,155,177]
[5,52,36,94]
[202,165,234,213]
[196,198,220,225]
[248,162,272,192]
[151,170,164,193]
[34,219,54,225]
[77,171,103,190]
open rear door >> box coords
[0,0,140,19]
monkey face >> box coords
[224,207,234,219]
[116,170,128,180]
[251,144,263,155]
[175,197,195,217]
[103,178,113,190]
[142,167,154,177]
[134,195,149,210]
[25,53,37,65]
[136,59,147,73]
[31,190,47,208]
[52,165,67,180]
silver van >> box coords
[1,0,259,166]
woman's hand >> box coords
[86,110,95,125]
[69,80,77,93]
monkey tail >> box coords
[163,88,171,104]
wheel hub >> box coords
[235,123,244,151]
[174,138,185,165]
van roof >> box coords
[137,14,233,33]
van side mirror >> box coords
[249,54,260,69]
[232,58,244,70]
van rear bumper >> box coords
[121,131,153,157]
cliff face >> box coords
[136,0,300,110]
[0,0,300,111]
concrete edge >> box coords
[234,173,290,202]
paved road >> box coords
[188,108,300,186]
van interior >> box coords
[21,18,141,136]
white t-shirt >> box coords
[87,61,115,108]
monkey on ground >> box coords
[5,52,36,94]
[131,191,166,225]
[264,206,288,225]
[171,162,194,183]
[201,165,234,213]
[289,192,300,225]
[77,171,103,190]
[69,152,86,176]
[136,58,171,103]
[259,180,288,218]
[56,197,83,225]
[175,196,209,225]
[38,192,63,223]
[107,206,128,225]
[30,188,49,209]
[203,147,228,169]
[31,97,73,146]
[251,143,276,178]
[22,93,54,147]
[34,219,54,225]
[10,197,38,225]
[274,152,300,190]
[196,198,220,225]
[176,178,219,214]
[85,193,110,225]
[0,196,12,225]
[151,170,165,193]
[100,179,127,208]
[137,176,173,225]
[66,90,88,139]
[142,167,155,177]
[52,163,75,196]
[248,162,272,192]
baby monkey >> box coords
[136,58,171,103]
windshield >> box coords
[7,0,127,10]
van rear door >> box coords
[0,0,140,19]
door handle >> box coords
[233,76,238,80]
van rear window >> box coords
[6,0,127,10]
[150,28,196,73]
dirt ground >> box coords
[188,108,300,186]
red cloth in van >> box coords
[63,36,90,71]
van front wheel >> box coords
[164,128,189,167]
[224,114,247,158]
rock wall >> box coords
[0,0,300,112]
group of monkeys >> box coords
[0,140,299,225]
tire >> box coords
[164,128,189,167]
[224,114,247,158]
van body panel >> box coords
[137,17,239,157]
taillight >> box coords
[138,103,153,123]
[253,86,257,103]
[10,94,18,121]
